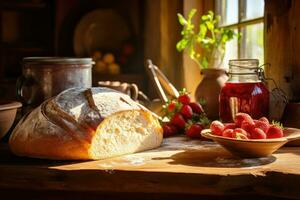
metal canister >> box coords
[16,57,93,107]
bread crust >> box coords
[9,87,162,160]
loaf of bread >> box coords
[9,87,163,160]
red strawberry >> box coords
[250,128,267,139]
[162,123,178,137]
[188,102,204,114]
[185,123,203,138]
[222,129,234,138]
[167,101,176,112]
[224,123,236,130]
[266,125,283,139]
[241,121,255,133]
[234,113,254,127]
[232,128,249,139]
[210,120,224,136]
[254,120,270,133]
[259,117,269,124]
[180,104,193,119]
[178,94,191,105]
[171,113,186,129]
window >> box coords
[215,0,264,68]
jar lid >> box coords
[23,57,94,65]
[229,59,259,68]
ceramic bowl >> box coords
[201,128,300,158]
[0,101,22,139]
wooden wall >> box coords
[265,0,300,101]
[144,0,212,98]
[144,0,183,98]
[182,0,213,99]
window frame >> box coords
[215,0,264,59]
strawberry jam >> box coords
[219,59,269,122]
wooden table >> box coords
[1,136,300,200]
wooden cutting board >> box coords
[1,136,300,199]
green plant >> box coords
[177,9,240,69]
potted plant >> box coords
[177,9,240,119]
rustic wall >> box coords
[182,0,213,99]
[144,0,212,99]
[265,0,300,101]
[144,0,183,98]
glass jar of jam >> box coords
[219,59,269,122]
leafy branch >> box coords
[176,9,240,69]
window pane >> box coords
[215,0,238,26]
[240,0,264,21]
[240,23,264,65]
[222,29,238,70]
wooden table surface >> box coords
[1,136,300,199]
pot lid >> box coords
[23,57,94,65]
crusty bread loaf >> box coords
[9,87,163,160]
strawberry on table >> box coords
[185,123,203,138]
[178,94,191,105]
[250,128,267,139]
[160,88,210,139]
[222,129,234,138]
[167,101,176,112]
[180,104,193,119]
[189,102,204,114]
[162,123,178,137]
[234,113,254,127]
[210,120,224,136]
[171,113,186,129]
[267,125,283,138]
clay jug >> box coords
[195,68,228,120]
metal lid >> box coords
[229,59,259,68]
[23,57,94,65]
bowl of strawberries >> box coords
[201,113,300,158]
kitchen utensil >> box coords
[146,59,179,103]
[17,57,93,107]
[201,128,300,158]
[0,101,22,139]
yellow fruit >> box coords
[94,60,107,73]
[108,63,120,74]
[92,51,102,61]
[103,53,115,64]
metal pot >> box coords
[16,57,93,107]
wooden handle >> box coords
[146,60,168,103]
[152,65,179,98]
[146,59,180,103]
